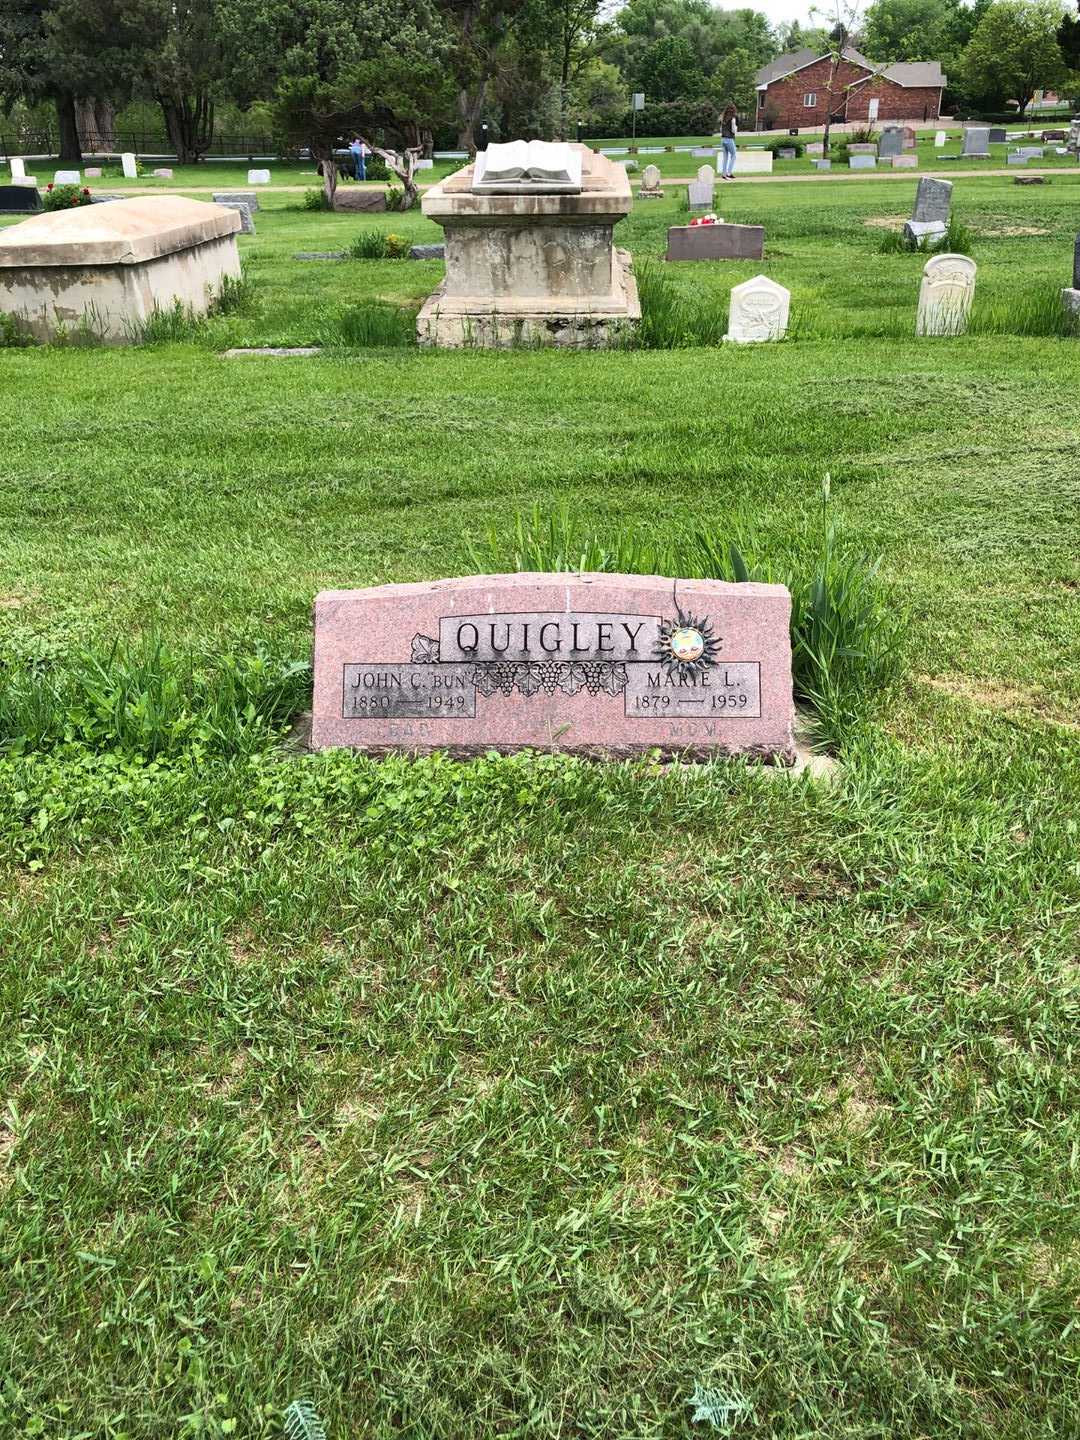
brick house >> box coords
[753,47,945,131]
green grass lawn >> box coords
[1,174,1078,1440]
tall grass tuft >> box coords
[0,639,309,758]
[335,302,415,346]
[971,282,1080,338]
[471,481,904,748]
[634,259,729,348]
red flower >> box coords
[82,187,90,195]
[47,183,54,191]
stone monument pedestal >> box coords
[417,145,639,349]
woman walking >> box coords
[720,104,738,179]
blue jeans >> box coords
[353,153,366,180]
[721,138,737,176]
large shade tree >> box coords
[0,0,131,163]
[961,0,1069,112]
[271,0,453,207]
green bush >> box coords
[302,187,330,211]
[43,183,93,211]
[348,230,410,260]
[766,138,805,156]
[0,312,33,348]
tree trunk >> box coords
[56,91,83,166]
[457,83,487,152]
[364,141,423,210]
[95,99,116,151]
[322,155,339,205]
[159,94,215,164]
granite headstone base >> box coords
[0,185,42,214]
[666,222,764,261]
[333,189,387,213]
[312,572,795,760]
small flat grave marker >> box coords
[248,168,271,184]
[850,155,876,169]
[54,169,80,185]
[121,153,138,178]
[312,574,796,760]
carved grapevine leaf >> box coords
[411,633,440,663]
[603,664,628,696]
[516,664,543,697]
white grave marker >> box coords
[121,153,138,178]
[248,168,271,184]
[725,275,790,343]
[10,158,25,180]
[935,131,947,147]
[697,164,715,183]
[54,170,80,185]
[916,253,976,336]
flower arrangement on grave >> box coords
[688,213,718,227]
[43,184,93,212]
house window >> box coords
[803,92,817,107]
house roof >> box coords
[755,48,945,88]
[880,60,946,87]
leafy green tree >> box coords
[863,0,958,58]
[961,0,1068,113]
[0,0,131,163]
[637,33,707,99]
[270,0,453,207]
[710,47,759,114]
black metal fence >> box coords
[0,130,279,161]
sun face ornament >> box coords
[655,609,722,679]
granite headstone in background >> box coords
[850,155,876,169]
[0,185,42,214]
[312,573,796,760]
[892,155,918,168]
[912,177,952,223]
[214,190,259,212]
[988,128,1007,144]
[666,222,763,261]
[687,179,714,208]
[216,200,255,232]
[962,128,990,157]
[878,129,903,158]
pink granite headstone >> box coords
[311,573,795,759]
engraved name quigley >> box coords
[341,609,761,718]
[438,612,659,662]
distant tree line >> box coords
[0,0,1075,178]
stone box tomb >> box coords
[312,573,795,760]
[417,144,638,349]
[0,195,241,343]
